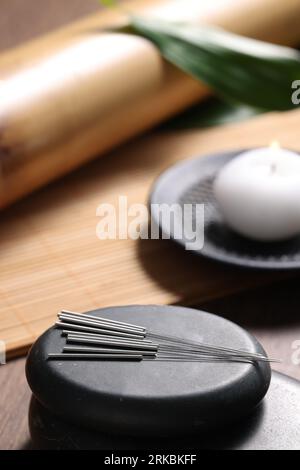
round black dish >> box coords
[26,305,271,438]
[150,149,300,270]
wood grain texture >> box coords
[1,109,300,359]
[0,358,31,450]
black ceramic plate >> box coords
[150,149,300,270]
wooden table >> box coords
[1,0,300,450]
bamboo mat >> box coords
[1,109,300,358]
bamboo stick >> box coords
[1,0,300,209]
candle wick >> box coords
[270,162,277,175]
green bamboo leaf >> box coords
[98,0,117,7]
[162,98,263,129]
[131,16,300,111]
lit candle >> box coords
[213,143,300,241]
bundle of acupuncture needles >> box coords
[47,310,279,364]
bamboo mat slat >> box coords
[1,109,300,358]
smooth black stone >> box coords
[26,305,271,438]
[28,372,300,450]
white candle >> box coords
[213,145,300,241]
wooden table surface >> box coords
[1,0,300,450]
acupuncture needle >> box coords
[155,340,280,363]
[156,352,278,363]
[63,331,154,344]
[146,357,253,363]
[154,342,271,362]
[66,335,159,351]
[64,334,277,363]
[58,310,260,358]
[58,313,146,337]
[57,311,279,363]
[55,322,144,339]
[59,312,256,358]
[64,336,248,358]
[59,313,145,335]
[60,310,145,332]
[63,345,156,356]
[63,333,258,361]
[65,329,267,361]
[48,353,144,361]
[148,332,268,360]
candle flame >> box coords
[269,141,280,150]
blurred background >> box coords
[0,0,99,51]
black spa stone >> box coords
[26,305,271,438]
[28,373,300,450]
